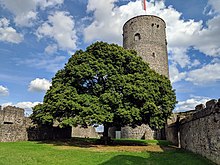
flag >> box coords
[142,0,146,11]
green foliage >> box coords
[31,41,176,131]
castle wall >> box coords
[166,99,220,165]
[27,126,72,141]
[123,15,169,77]
[0,106,71,142]
[121,124,155,139]
[108,124,164,140]
[0,106,28,142]
[72,126,99,138]
[0,124,28,142]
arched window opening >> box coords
[157,24,160,28]
[134,33,141,41]
[151,23,154,27]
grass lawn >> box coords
[0,138,215,165]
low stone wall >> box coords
[0,106,72,142]
[165,122,178,146]
[0,106,29,142]
[166,99,220,165]
[0,124,28,142]
[121,124,155,139]
[109,124,164,140]
[27,126,72,141]
[72,126,99,138]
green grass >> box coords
[0,139,215,165]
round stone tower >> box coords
[123,15,169,77]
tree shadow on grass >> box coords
[35,138,177,150]
[98,155,149,165]
[36,137,98,148]
[35,138,214,165]
[98,151,215,165]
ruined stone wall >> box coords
[72,126,99,138]
[109,124,163,140]
[0,106,71,142]
[0,106,29,142]
[27,126,72,141]
[166,99,220,165]
[121,124,155,139]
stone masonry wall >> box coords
[72,126,99,138]
[109,124,164,140]
[0,106,71,142]
[0,106,28,142]
[121,124,155,139]
[166,99,220,165]
[27,126,72,141]
[123,15,169,77]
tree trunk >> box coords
[103,123,109,145]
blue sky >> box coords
[0,0,219,115]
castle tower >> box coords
[123,15,169,77]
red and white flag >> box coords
[142,0,146,11]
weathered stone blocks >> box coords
[166,99,220,165]
[123,15,169,77]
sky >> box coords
[0,0,219,115]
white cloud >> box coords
[0,0,37,26]
[175,96,211,112]
[1,102,12,108]
[14,11,37,27]
[0,0,36,15]
[169,64,186,84]
[28,78,51,92]
[190,59,201,68]
[169,48,190,68]
[36,0,64,9]
[0,0,64,27]
[0,18,23,43]
[186,61,220,85]
[18,55,66,72]
[1,101,41,115]
[37,11,77,51]
[45,44,58,54]
[206,0,220,14]
[193,16,220,56]
[0,85,9,96]
[15,101,41,109]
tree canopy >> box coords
[31,42,176,138]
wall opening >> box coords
[157,25,159,28]
[3,122,13,124]
[134,33,141,41]
[152,52,156,58]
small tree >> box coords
[31,42,176,142]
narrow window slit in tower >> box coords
[134,33,141,41]
[3,122,13,124]
[152,52,156,58]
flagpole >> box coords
[142,0,147,14]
